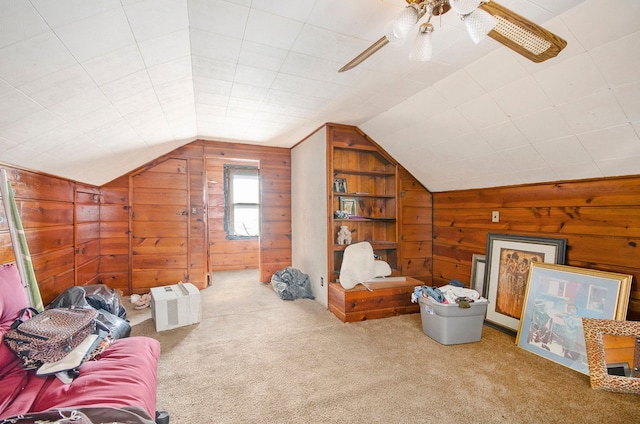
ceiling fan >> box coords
[338,0,567,72]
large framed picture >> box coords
[516,263,632,375]
[484,233,566,333]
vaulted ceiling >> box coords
[0,0,638,191]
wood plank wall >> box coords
[99,140,291,292]
[432,176,640,320]
[0,168,93,305]
[206,157,259,271]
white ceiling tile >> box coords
[497,145,548,171]
[477,120,529,151]
[535,135,592,166]
[154,78,194,105]
[515,168,559,185]
[590,31,640,88]
[613,81,640,122]
[578,124,640,160]
[147,56,192,86]
[0,79,10,96]
[252,0,315,22]
[31,0,122,28]
[230,84,269,102]
[192,57,237,82]
[138,30,191,68]
[491,76,552,118]
[0,1,49,48]
[0,110,65,143]
[271,74,341,99]
[55,8,135,62]
[245,9,304,51]
[0,32,77,86]
[195,92,228,107]
[101,70,153,103]
[555,89,628,133]
[596,154,640,177]
[292,25,367,64]
[561,0,639,51]
[193,76,233,96]
[512,107,573,143]
[188,0,249,38]
[18,65,96,108]
[190,29,242,63]
[457,94,508,129]
[68,105,122,133]
[467,48,529,92]
[113,88,159,116]
[552,161,602,181]
[238,41,288,72]
[433,69,486,107]
[534,52,608,105]
[234,65,278,88]
[0,90,43,128]
[48,88,113,122]
[124,0,189,42]
[82,44,146,86]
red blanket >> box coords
[0,263,160,420]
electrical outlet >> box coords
[320,277,324,287]
[492,211,499,223]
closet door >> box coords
[130,159,189,293]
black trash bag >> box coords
[83,284,127,319]
[48,286,131,340]
[271,267,314,301]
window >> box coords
[224,165,259,238]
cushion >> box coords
[339,241,392,289]
[0,263,28,329]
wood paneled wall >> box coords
[202,141,291,281]
[206,157,259,271]
[0,168,95,305]
[99,140,291,292]
[432,176,640,320]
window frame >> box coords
[223,164,260,240]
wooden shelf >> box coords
[334,168,395,176]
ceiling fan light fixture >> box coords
[409,22,434,62]
[463,8,497,44]
[449,0,481,15]
[385,3,421,46]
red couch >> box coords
[0,263,161,422]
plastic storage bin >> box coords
[418,296,488,345]
[151,282,201,332]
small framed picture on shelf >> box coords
[339,196,358,217]
[333,178,347,193]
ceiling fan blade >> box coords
[339,36,389,73]
[479,1,567,63]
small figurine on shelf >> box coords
[336,225,352,245]
[334,210,349,219]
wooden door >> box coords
[130,159,189,292]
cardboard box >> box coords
[418,296,488,345]
[150,282,201,332]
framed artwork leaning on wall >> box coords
[516,263,632,375]
[484,233,567,334]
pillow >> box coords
[339,242,392,289]
[0,263,28,329]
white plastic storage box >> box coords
[418,296,489,345]
[150,282,201,332]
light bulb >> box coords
[385,5,420,46]
[450,0,481,15]
[464,9,497,44]
[409,24,433,62]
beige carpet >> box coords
[127,270,638,424]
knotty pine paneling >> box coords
[203,141,291,282]
[432,175,640,320]
[0,168,85,305]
